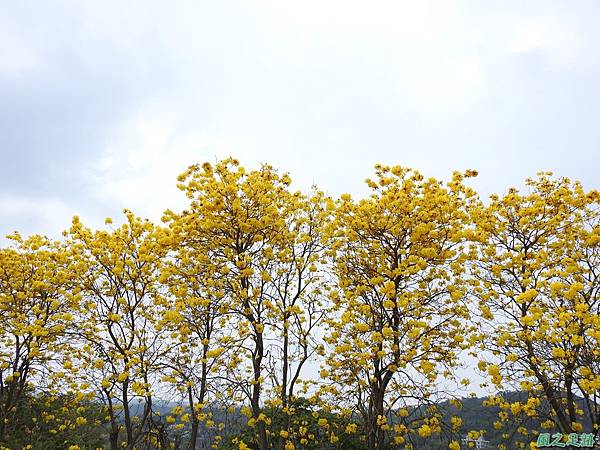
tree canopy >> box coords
[0,159,598,450]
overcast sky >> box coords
[1,0,599,239]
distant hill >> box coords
[122,391,586,449]
[410,390,591,449]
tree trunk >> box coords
[281,318,289,407]
[367,382,386,450]
[252,332,268,450]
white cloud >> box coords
[0,195,75,240]
[0,28,39,75]
[507,15,583,68]
[88,113,230,221]
[2,0,598,237]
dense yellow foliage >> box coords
[471,174,600,445]
[0,160,598,450]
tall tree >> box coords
[0,233,79,443]
[322,165,478,449]
[68,211,168,450]
[256,189,329,404]
[176,158,326,450]
[158,212,235,450]
[472,173,600,445]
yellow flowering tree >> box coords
[68,211,168,450]
[176,158,327,450]
[157,209,236,450]
[0,233,79,442]
[322,165,479,449]
[472,173,600,442]
[266,189,329,407]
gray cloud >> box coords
[0,0,599,239]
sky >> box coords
[1,0,599,239]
